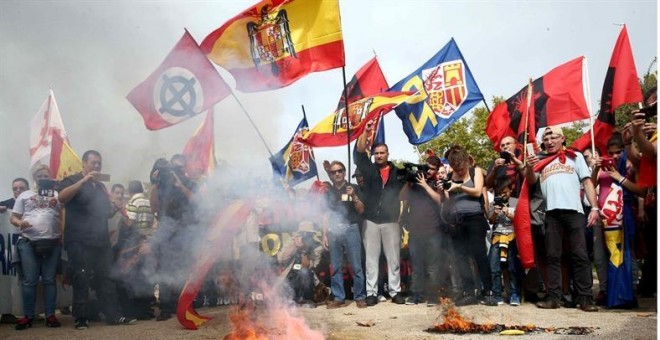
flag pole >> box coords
[229,89,274,158]
[583,57,597,156]
[302,104,321,181]
[522,78,533,165]
[342,66,352,184]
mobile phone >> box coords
[526,143,535,157]
[97,173,111,182]
[601,157,615,168]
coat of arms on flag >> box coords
[247,5,296,72]
[422,60,468,119]
[332,97,375,134]
[270,117,318,186]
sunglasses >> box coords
[330,169,345,175]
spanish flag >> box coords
[300,91,412,147]
[200,0,344,92]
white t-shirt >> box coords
[13,190,62,240]
[539,152,591,214]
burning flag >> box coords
[201,0,344,92]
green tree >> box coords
[613,58,657,127]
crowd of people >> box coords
[1,87,656,330]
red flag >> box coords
[200,0,344,92]
[337,57,388,110]
[572,26,642,152]
[182,111,216,180]
[49,133,82,180]
[177,200,252,330]
[486,57,590,150]
[127,31,230,130]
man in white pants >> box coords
[354,121,406,306]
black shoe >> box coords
[595,291,607,306]
[455,291,479,307]
[365,295,378,306]
[15,317,33,330]
[561,294,576,308]
[577,296,599,312]
[156,313,172,321]
[111,316,137,325]
[536,299,561,309]
[391,294,405,304]
[2,314,19,324]
[74,318,89,330]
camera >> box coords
[493,196,507,207]
[401,162,429,182]
[155,165,176,187]
[636,102,657,120]
[37,179,57,197]
[601,157,615,168]
[440,179,453,190]
[499,151,512,164]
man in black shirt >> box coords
[354,121,406,305]
[0,178,29,213]
[58,150,135,329]
[322,161,367,309]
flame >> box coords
[224,283,324,340]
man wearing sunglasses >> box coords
[0,178,30,213]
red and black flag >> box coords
[486,57,590,150]
[336,57,388,110]
[572,26,642,152]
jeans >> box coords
[17,238,62,319]
[408,232,447,301]
[363,220,401,297]
[329,223,365,301]
[544,210,593,300]
[67,242,122,322]
[488,237,522,299]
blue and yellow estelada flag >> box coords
[390,38,484,145]
[270,117,318,187]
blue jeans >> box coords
[488,237,522,299]
[328,223,365,302]
[17,238,62,319]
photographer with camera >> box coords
[399,155,448,306]
[277,221,323,308]
[485,136,525,197]
[487,178,522,306]
[148,155,197,321]
[11,165,62,330]
[322,160,367,309]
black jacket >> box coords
[354,150,405,224]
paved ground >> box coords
[1,296,656,339]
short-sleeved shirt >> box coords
[126,192,154,236]
[60,173,113,247]
[13,190,62,240]
[539,153,591,214]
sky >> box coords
[0,0,657,199]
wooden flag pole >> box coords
[301,105,321,181]
[583,57,597,157]
[522,78,533,165]
[229,89,274,158]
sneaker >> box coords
[46,314,61,328]
[355,300,368,309]
[480,292,499,306]
[455,293,479,307]
[405,296,422,305]
[392,294,406,304]
[509,294,521,306]
[326,300,347,309]
[377,295,387,302]
[365,295,378,306]
[112,316,137,325]
[536,299,560,309]
[74,318,89,330]
[15,317,33,330]
[426,298,439,307]
[156,313,172,321]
